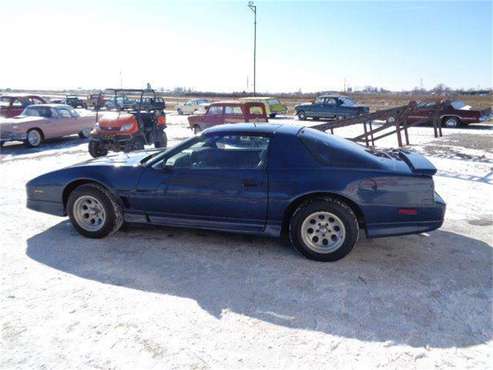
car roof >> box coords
[240,97,273,100]
[318,94,351,99]
[204,123,303,136]
[210,100,241,105]
[0,94,43,99]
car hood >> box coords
[295,102,313,108]
[72,150,158,168]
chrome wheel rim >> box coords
[298,112,305,120]
[445,118,457,128]
[301,211,346,254]
[27,131,41,146]
[73,195,106,232]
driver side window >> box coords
[164,135,270,169]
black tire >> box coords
[88,140,108,158]
[269,113,276,118]
[25,128,43,148]
[67,184,123,238]
[289,198,359,262]
[154,130,168,149]
[442,116,461,128]
[193,125,201,135]
[177,109,183,115]
[78,128,91,139]
[297,110,307,120]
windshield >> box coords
[339,97,356,107]
[143,136,199,166]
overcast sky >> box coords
[1,0,491,92]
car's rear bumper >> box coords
[366,192,446,238]
[27,199,65,216]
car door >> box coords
[321,97,338,119]
[201,105,224,129]
[53,107,77,136]
[311,97,327,118]
[134,134,270,232]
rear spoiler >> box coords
[398,150,437,176]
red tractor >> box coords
[88,89,167,158]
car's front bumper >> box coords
[479,113,493,122]
[91,134,133,143]
[27,198,65,216]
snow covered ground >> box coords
[1,115,492,369]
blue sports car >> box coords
[26,123,446,261]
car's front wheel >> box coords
[67,184,123,238]
[442,116,460,128]
[297,110,307,120]
[289,198,359,261]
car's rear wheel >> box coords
[177,108,183,115]
[297,110,307,120]
[442,116,460,128]
[67,184,123,238]
[154,130,168,148]
[25,129,43,148]
[88,140,108,158]
[269,113,276,118]
[289,198,359,261]
[78,128,92,138]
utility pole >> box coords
[248,1,257,96]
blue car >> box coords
[26,123,445,261]
[295,95,370,121]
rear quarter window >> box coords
[299,128,374,168]
[248,105,264,115]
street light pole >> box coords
[248,1,256,96]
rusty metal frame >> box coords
[310,100,447,147]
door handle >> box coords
[243,179,258,187]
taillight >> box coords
[157,115,166,125]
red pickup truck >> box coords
[188,101,268,133]
[0,95,47,118]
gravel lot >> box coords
[1,115,492,369]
